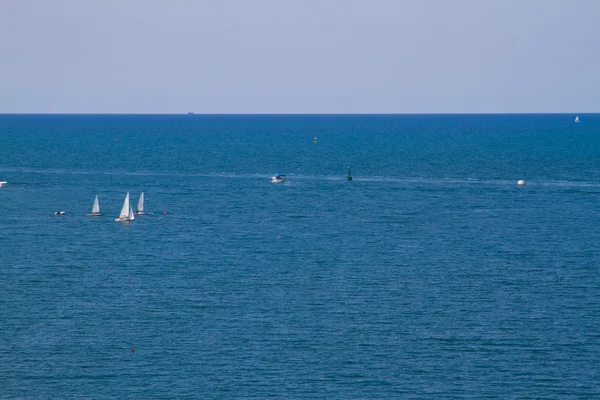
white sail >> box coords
[119,192,130,219]
[137,192,144,212]
[92,195,100,214]
[128,204,135,221]
[575,116,580,123]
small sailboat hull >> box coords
[86,213,104,216]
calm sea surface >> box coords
[0,114,599,398]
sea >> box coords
[0,114,599,398]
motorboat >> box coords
[271,174,286,183]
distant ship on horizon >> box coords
[188,112,195,115]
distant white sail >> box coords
[92,195,100,214]
[128,203,135,221]
[575,116,580,123]
[119,192,131,219]
[137,192,144,213]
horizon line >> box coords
[0,112,592,116]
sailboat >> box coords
[115,192,135,222]
[575,116,580,123]
[135,192,150,215]
[86,195,103,216]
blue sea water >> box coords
[0,114,599,398]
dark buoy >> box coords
[347,166,352,181]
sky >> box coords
[1,0,599,113]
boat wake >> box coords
[2,167,600,190]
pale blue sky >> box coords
[1,0,598,113]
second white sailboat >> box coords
[135,192,151,215]
[115,192,135,222]
[86,195,103,216]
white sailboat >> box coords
[86,195,103,216]
[135,192,150,215]
[575,116,580,123]
[115,192,135,222]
